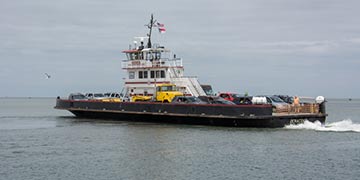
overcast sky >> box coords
[1,0,360,98]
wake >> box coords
[285,119,360,132]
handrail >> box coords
[275,103,320,114]
[121,58,183,69]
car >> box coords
[253,95,290,112]
[233,96,253,105]
[85,93,105,100]
[102,92,123,102]
[218,93,253,105]
[201,85,215,96]
[68,93,87,101]
[198,96,236,105]
[274,95,294,104]
[85,93,93,99]
[171,96,207,104]
[218,92,243,102]
[104,92,120,98]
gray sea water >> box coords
[0,98,359,180]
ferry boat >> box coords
[55,15,327,128]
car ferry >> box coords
[55,15,327,128]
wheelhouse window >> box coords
[131,53,137,60]
[139,71,143,79]
[128,52,144,60]
[155,52,161,60]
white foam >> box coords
[285,119,360,132]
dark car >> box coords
[68,93,87,100]
[198,96,236,105]
[171,96,207,104]
[233,96,253,105]
[275,95,294,104]
[201,85,215,96]
[218,93,253,105]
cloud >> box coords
[346,38,360,44]
[227,38,360,55]
[1,0,360,97]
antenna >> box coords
[146,14,157,48]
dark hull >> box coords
[55,99,326,128]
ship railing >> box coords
[121,58,182,69]
[275,103,320,114]
[171,76,206,96]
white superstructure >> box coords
[121,43,206,97]
[120,15,206,97]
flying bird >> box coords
[45,73,51,79]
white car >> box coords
[85,93,105,100]
[253,95,290,112]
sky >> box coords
[1,0,360,98]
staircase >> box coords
[171,77,206,96]
[167,67,206,96]
[187,77,206,96]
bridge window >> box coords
[128,52,144,60]
[131,53,137,60]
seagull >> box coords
[45,73,51,79]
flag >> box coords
[157,22,166,33]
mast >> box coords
[146,14,155,48]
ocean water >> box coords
[0,98,359,180]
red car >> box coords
[218,92,242,101]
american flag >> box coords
[157,22,166,33]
